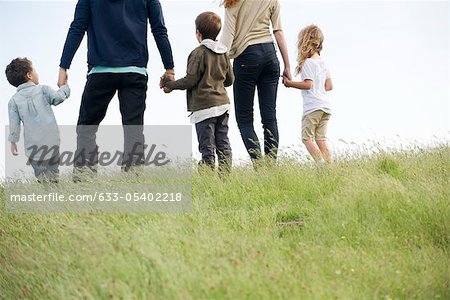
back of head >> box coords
[195,12,222,41]
[295,25,324,75]
[5,57,33,87]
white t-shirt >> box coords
[300,58,331,117]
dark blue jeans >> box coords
[233,43,280,160]
[75,72,148,172]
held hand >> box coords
[282,67,292,81]
[160,74,175,89]
[163,86,172,93]
[282,76,291,88]
[58,68,68,87]
[159,75,166,89]
[11,143,18,156]
[160,70,175,89]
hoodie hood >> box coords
[201,39,228,54]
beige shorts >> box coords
[302,110,331,140]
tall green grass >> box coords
[0,147,449,299]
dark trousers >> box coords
[75,73,148,171]
[233,43,280,160]
[195,112,232,172]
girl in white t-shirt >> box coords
[283,25,333,162]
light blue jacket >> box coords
[8,82,70,160]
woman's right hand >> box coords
[282,67,292,81]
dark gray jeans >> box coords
[195,112,232,172]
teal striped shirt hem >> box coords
[89,66,147,76]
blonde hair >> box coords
[221,0,240,8]
[295,25,324,75]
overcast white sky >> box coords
[0,0,449,176]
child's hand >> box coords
[160,73,174,89]
[163,86,172,93]
[10,143,18,156]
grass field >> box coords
[0,147,449,299]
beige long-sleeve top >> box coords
[220,0,282,59]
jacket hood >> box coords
[201,39,228,54]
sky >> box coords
[0,0,449,176]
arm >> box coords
[8,100,21,145]
[165,53,202,92]
[271,1,291,80]
[284,60,314,90]
[283,78,313,90]
[59,0,90,70]
[324,66,333,91]
[42,85,71,106]
[224,56,234,87]
[220,6,238,54]
[274,30,291,80]
[325,78,333,91]
[58,0,90,86]
[148,0,174,72]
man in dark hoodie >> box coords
[164,12,234,173]
[58,0,174,173]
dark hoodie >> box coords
[60,0,174,70]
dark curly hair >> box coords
[5,57,33,87]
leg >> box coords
[257,53,280,160]
[233,47,262,160]
[75,74,118,171]
[28,159,44,181]
[316,140,331,163]
[77,73,118,126]
[117,73,148,170]
[41,155,60,183]
[215,112,232,173]
[303,139,322,161]
[195,117,217,170]
[301,111,323,162]
[29,157,59,183]
[315,112,331,162]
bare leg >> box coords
[303,139,322,161]
[316,139,331,163]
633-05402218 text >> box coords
[9,192,184,203]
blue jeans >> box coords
[233,43,280,160]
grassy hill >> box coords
[1,147,449,299]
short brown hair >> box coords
[5,57,33,87]
[195,12,221,41]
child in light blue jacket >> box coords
[6,57,70,181]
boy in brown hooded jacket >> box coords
[164,12,234,172]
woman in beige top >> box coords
[220,0,291,164]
